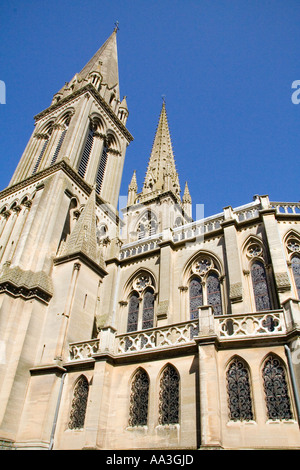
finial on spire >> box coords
[114,21,119,32]
[161,94,166,104]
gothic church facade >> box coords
[0,29,300,450]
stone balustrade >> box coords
[270,202,300,215]
[216,310,286,339]
[68,306,295,362]
[119,233,163,260]
[118,200,300,262]
[69,338,99,361]
[116,319,199,354]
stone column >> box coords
[222,206,243,313]
[195,305,222,449]
[157,229,174,325]
[259,195,292,304]
[84,329,115,450]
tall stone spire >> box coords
[182,181,192,219]
[127,170,138,206]
[79,28,120,100]
[52,28,122,110]
[142,101,181,199]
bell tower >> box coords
[10,27,132,210]
[0,28,132,448]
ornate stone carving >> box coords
[192,257,213,276]
[246,243,263,258]
[287,239,300,253]
[133,274,152,292]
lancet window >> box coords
[68,375,89,430]
[50,113,72,165]
[226,358,254,422]
[251,261,272,311]
[189,255,223,319]
[262,355,293,421]
[158,365,180,425]
[128,369,149,427]
[32,122,53,175]
[245,240,273,311]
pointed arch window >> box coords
[78,124,95,178]
[262,355,293,420]
[291,256,300,299]
[128,369,149,427]
[126,274,156,334]
[127,292,140,333]
[68,375,89,430]
[158,365,180,425]
[251,261,272,311]
[226,358,254,421]
[50,115,71,165]
[189,256,223,320]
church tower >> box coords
[0,28,132,448]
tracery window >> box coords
[68,375,89,430]
[226,358,254,421]
[251,260,272,311]
[128,369,149,427]
[188,256,223,321]
[291,256,300,299]
[158,364,180,425]
[262,355,293,421]
[126,273,155,333]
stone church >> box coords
[0,28,300,450]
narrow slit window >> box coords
[78,126,94,178]
[95,145,108,194]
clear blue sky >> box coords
[1,0,300,218]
